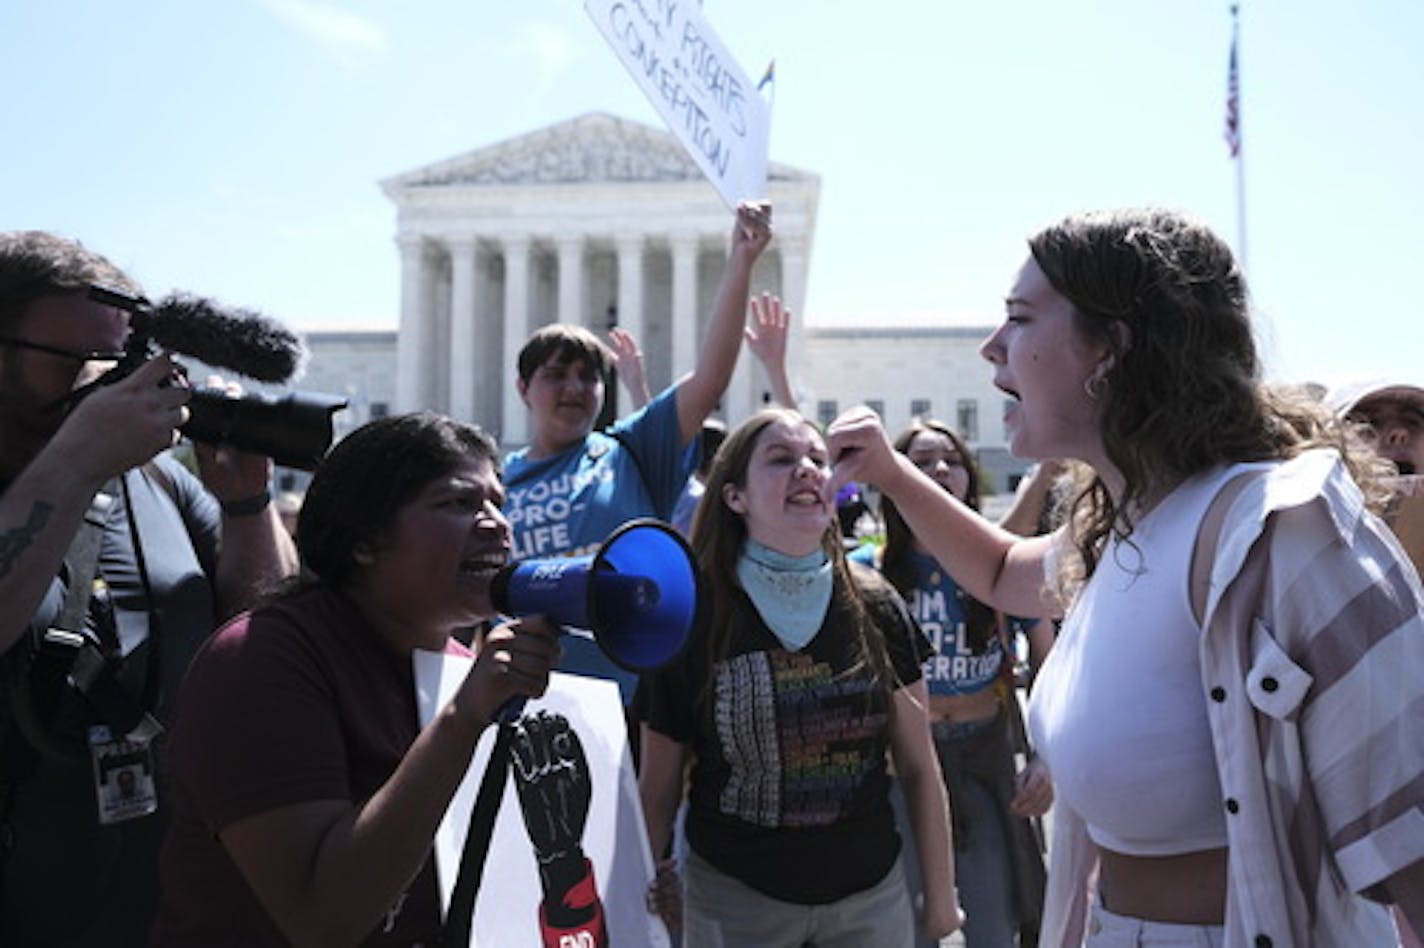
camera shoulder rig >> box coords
[3,480,161,769]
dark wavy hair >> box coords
[296,412,499,590]
[691,408,896,696]
[1028,208,1389,593]
[0,230,138,332]
[878,419,998,652]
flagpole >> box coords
[1229,4,1248,275]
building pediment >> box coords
[381,111,811,194]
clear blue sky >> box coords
[4,1,1420,388]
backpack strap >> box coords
[5,473,167,768]
[5,481,145,767]
[608,429,664,519]
[142,458,178,507]
[443,723,514,944]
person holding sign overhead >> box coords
[501,200,771,709]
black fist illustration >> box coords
[511,711,605,942]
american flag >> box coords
[1224,10,1241,157]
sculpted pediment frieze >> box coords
[384,112,809,191]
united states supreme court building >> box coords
[293,113,1029,492]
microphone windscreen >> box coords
[146,292,306,383]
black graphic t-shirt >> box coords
[640,566,928,904]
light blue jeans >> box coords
[682,847,914,947]
[892,775,1016,947]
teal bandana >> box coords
[735,539,833,652]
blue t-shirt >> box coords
[850,545,1027,698]
[669,476,705,537]
[502,386,697,702]
[503,386,694,559]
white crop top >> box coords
[1028,463,1267,856]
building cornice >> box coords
[380,112,816,197]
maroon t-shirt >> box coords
[155,586,470,946]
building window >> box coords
[370,401,389,419]
[817,400,838,427]
[910,398,931,419]
[865,399,885,419]
[956,399,979,442]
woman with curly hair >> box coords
[827,208,1424,946]
[852,417,1054,947]
[638,408,962,945]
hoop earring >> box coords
[1084,374,1105,401]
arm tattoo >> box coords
[0,501,56,580]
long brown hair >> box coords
[1027,208,1392,597]
[691,408,897,697]
[879,419,998,652]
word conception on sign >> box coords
[587,0,769,209]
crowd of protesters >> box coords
[3,199,1421,948]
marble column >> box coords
[557,235,584,327]
[501,236,532,445]
[778,238,808,412]
[614,232,645,349]
[395,234,433,412]
[447,236,478,422]
[669,232,699,382]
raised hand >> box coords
[606,327,651,409]
[823,404,902,501]
[745,292,787,365]
[730,200,773,264]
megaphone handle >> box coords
[493,695,528,725]
[488,621,573,723]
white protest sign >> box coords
[585,0,770,209]
[414,652,669,948]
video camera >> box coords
[85,285,347,470]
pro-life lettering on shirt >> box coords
[506,468,607,559]
[910,586,1003,688]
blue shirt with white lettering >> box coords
[502,385,697,703]
[849,545,1026,698]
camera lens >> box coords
[183,388,348,470]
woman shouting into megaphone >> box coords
[154,412,561,946]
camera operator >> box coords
[0,230,298,946]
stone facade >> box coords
[298,322,1029,492]
[800,326,1023,492]
[281,113,1033,493]
[380,111,819,446]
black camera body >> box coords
[88,285,347,470]
[181,387,349,471]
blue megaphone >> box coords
[491,519,702,680]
